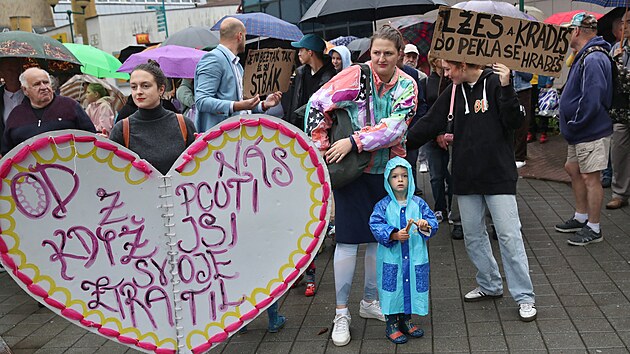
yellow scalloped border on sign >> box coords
[179,124,325,350]
[0,138,176,350]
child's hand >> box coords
[391,221,413,243]
[416,219,430,231]
[392,229,410,242]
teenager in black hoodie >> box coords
[406,61,537,322]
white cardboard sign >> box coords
[0,115,331,353]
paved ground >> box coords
[1,139,629,353]
[518,133,571,184]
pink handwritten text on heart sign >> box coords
[0,116,330,353]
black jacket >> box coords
[407,69,523,195]
[425,72,451,108]
[283,62,336,130]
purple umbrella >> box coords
[116,45,206,78]
[211,13,303,42]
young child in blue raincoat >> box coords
[369,156,438,344]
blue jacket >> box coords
[194,45,263,132]
[559,36,613,145]
[369,157,438,315]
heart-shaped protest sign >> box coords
[0,115,330,353]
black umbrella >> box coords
[598,7,627,44]
[117,45,146,64]
[300,0,448,24]
[162,26,220,50]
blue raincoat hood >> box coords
[384,156,415,208]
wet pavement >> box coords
[1,133,629,353]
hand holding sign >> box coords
[492,63,511,87]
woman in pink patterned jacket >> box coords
[304,25,418,347]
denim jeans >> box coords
[458,194,535,304]
[427,142,452,213]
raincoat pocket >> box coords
[414,263,429,293]
[382,263,398,292]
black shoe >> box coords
[451,224,464,240]
[567,226,603,246]
[601,178,612,188]
[555,218,587,233]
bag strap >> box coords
[122,118,130,148]
[447,84,456,123]
[122,114,187,149]
[176,113,187,144]
[355,63,372,126]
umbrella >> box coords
[389,9,438,28]
[400,22,435,56]
[162,26,220,50]
[118,45,146,64]
[0,30,81,74]
[300,0,447,24]
[573,0,629,6]
[391,11,437,51]
[544,10,604,26]
[116,45,206,78]
[452,1,534,20]
[59,74,126,113]
[211,13,303,42]
[63,43,129,80]
[329,36,359,46]
[598,7,627,43]
[347,37,371,62]
[520,5,546,21]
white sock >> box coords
[574,212,588,223]
[336,308,349,316]
[586,222,600,233]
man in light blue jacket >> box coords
[194,17,281,132]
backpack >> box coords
[122,114,187,148]
[579,45,630,124]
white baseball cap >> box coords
[404,44,419,55]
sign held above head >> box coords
[431,6,572,77]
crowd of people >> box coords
[0,10,628,347]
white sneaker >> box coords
[419,162,429,173]
[331,313,351,346]
[515,161,527,169]
[359,299,386,322]
[435,211,444,223]
[518,303,537,322]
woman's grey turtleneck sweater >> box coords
[110,104,196,175]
